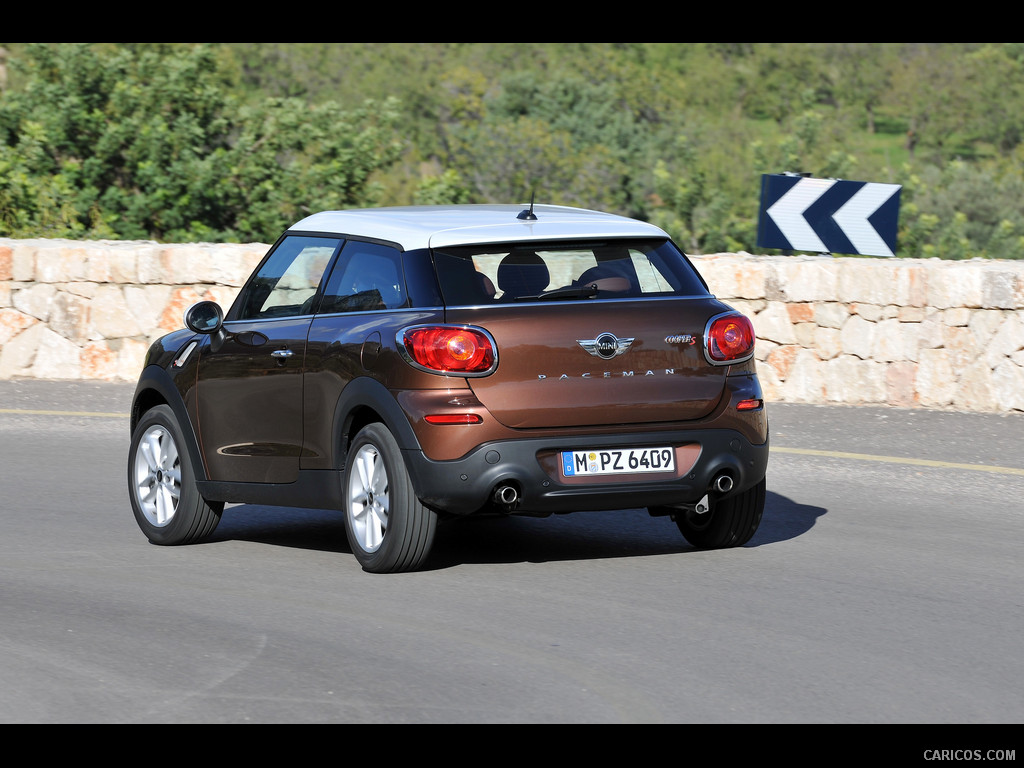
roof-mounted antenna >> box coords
[517,193,538,221]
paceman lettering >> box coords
[538,370,677,380]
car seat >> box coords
[496,251,549,300]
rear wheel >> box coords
[128,404,222,545]
[343,423,437,573]
[673,477,765,549]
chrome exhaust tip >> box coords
[493,484,519,509]
[711,473,734,493]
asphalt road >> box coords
[1,379,1023,729]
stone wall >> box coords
[1,238,1023,413]
[695,253,1024,412]
[0,239,266,382]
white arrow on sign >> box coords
[833,182,901,258]
[765,177,836,254]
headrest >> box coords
[497,251,549,299]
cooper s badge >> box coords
[665,334,697,345]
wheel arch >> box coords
[331,376,423,472]
[131,364,208,483]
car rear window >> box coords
[432,239,711,306]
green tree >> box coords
[885,44,982,162]
[897,156,1024,259]
[823,43,896,134]
[440,70,642,213]
[413,168,471,205]
[0,43,403,242]
[958,44,1024,154]
[737,43,835,124]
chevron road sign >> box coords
[757,174,902,257]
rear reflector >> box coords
[424,414,483,425]
[736,398,763,411]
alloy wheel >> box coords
[133,425,181,527]
[347,443,390,553]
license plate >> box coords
[561,447,675,477]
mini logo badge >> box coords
[578,332,634,360]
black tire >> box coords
[343,423,438,573]
[673,477,766,549]
[128,404,222,545]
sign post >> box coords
[757,173,901,257]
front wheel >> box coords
[343,423,437,573]
[128,404,222,545]
[671,477,766,549]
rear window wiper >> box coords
[516,285,601,301]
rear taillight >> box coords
[705,312,756,365]
[399,325,497,376]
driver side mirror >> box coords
[184,301,226,352]
[184,301,224,334]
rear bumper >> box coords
[403,427,769,516]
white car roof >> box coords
[288,204,670,250]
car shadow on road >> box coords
[210,490,826,569]
[209,505,350,553]
[753,490,827,545]
[428,490,826,568]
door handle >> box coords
[271,349,294,358]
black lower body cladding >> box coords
[403,428,770,516]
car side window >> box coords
[236,236,342,320]
[319,241,406,313]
